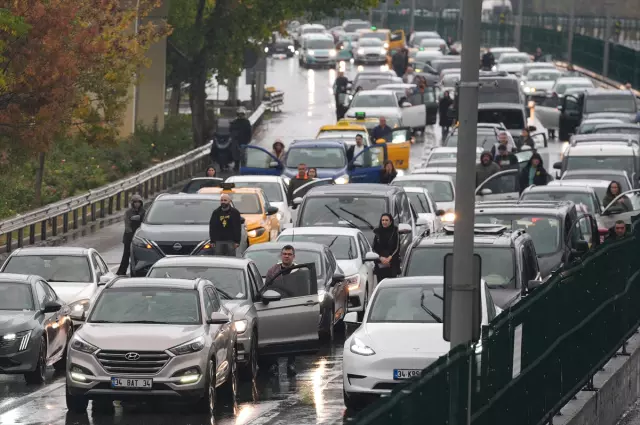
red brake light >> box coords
[530,218,542,223]
[598,228,609,235]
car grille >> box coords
[366,54,380,59]
[0,339,18,355]
[156,242,197,256]
[96,350,170,375]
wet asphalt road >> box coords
[0,56,565,424]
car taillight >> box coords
[598,228,609,243]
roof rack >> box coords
[443,223,509,235]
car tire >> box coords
[53,327,72,372]
[218,346,237,403]
[357,287,369,322]
[343,389,364,410]
[319,306,335,342]
[66,384,89,413]
[239,333,258,381]
[194,359,216,414]
[24,336,47,384]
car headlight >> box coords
[234,320,248,334]
[71,336,98,354]
[334,174,349,184]
[380,48,387,55]
[169,335,205,356]
[357,48,365,55]
[318,289,326,302]
[383,42,389,49]
[308,49,315,56]
[3,330,32,351]
[442,211,456,223]
[491,65,497,71]
[133,236,153,249]
[350,337,375,356]
[329,49,337,57]
[264,47,269,53]
[247,227,266,238]
[345,275,360,291]
[69,299,90,314]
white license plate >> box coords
[111,377,153,389]
[393,369,421,380]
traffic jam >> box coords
[1,17,639,425]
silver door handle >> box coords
[304,300,317,306]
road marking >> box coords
[0,381,64,415]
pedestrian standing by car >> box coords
[438,91,454,139]
[476,151,500,187]
[117,194,145,276]
[265,245,298,376]
[209,193,242,257]
[481,48,495,70]
[272,139,286,161]
[230,107,252,172]
[606,220,629,241]
[495,144,518,169]
[603,181,633,212]
[372,214,401,282]
[334,71,350,121]
[519,152,549,193]
[392,48,408,78]
[490,131,517,158]
[347,134,366,163]
[371,117,393,141]
[533,47,544,62]
[307,168,318,179]
[205,166,216,177]
[380,160,397,184]
[287,163,308,205]
[520,128,536,151]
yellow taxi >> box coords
[198,185,280,245]
[356,27,405,51]
[316,121,372,147]
[338,113,412,170]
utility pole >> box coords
[567,0,575,62]
[410,0,416,33]
[514,0,525,50]
[450,0,482,421]
[456,0,463,40]
[382,0,389,29]
[602,5,613,78]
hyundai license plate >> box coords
[111,377,153,389]
[393,369,421,380]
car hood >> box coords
[497,63,525,73]
[582,112,637,123]
[0,310,36,331]
[336,260,361,277]
[50,282,96,304]
[538,252,563,278]
[137,223,209,243]
[358,46,385,54]
[282,167,347,180]
[489,288,521,309]
[243,214,268,231]
[79,324,204,351]
[222,299,251,319]
[362,323,449,356]
[345,107,401,119]
[526,81,555,92]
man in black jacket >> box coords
[495,144,519,169]
[209,194,242,257]
[117,194,145,276]
[230,107,252,172]
[287,163,309,206]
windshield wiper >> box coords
[420,292,443,323]
[490,276,516,289]
[339,207,375,230]
[325,205,358,229]
[215,288,234,300]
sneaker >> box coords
[287,363,297,377]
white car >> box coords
[424,146,483,168]
[353,38,387,64]
[419,38,446,51]
[276,227,377,319]
[521,68,563,95]
[342,276,500,409]
[345,90,426,131]
[401,187,445,235]
[391,174,456,222]
[225,175,293,225]
[495,52,531,75]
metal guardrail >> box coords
[0,102,268,254]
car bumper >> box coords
[355,55,386,63]
[304,56,337,66]
[0,337,41,374]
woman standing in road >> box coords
[603,181,633,212]
[372,214,401,283]
[272,140,286,161]
[380,160,397,184]
[307,168,318,179]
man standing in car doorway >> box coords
[209,194,242,257]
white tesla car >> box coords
[276,227,378,319]
[342,276,501,409]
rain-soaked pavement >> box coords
[0,56,565,424]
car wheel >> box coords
[65,384,89,413]
[24,336,47,384]
[218,346,237,403]
[54,327,73,372]
[319,306,334,342]
[194,359,215,414]
[357,287,369,322]
[240,333,258,381]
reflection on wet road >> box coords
[0,56,564,424]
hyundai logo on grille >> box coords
[173,243,182,251]
[125,352,140,361]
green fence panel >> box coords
[571,33,606,76]
[521,26,567,60]
[609,44,640,88]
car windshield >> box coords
[477,84,520,104]
[0,283,34,310]
[4,255,92,283]
[306,39,334,49]
[351,93,398,108]
[353,77,396,90]
[88,288,201,325]
[147,267,247,299]
[527,71,561,81]
[566,156,635,175]
[299,196,385,230]
[445,130,497,149]
[407,192,432,213]
[406,247,515,288]
[277,235,357,260]
[393,180,454,202]
[359,38,382,47]
[442,74,460,86]
[182,179,222,193]
[478,109,525,130]
[302,28,325,35]
[361,32,387,41]
[476,214,561,255]
[429,151,458,162]
[553,82,592,94]
[368,285,443,323]
[231,182,283,202]
[499,54,530,63]
[521,191,597,214]
[285,147,346,169]
[226,193,262,214]
[344,22,369,32]
[585,95,636,114]
[413,34,439,44]
[522,65,555,76]
[145,199,220,225]
[244,249,323,279]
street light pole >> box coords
[514,0,525,50]
[567,0,575,62]
[382,0,389,29]
[410,0,416,33]
[602,5,613,78]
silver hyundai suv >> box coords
[65,277,237,415]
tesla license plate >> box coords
[111,377,153,389]
[393,369,421,380]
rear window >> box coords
[566,156,635,174]
[585,95,636,114]
[476,80,521,104]
[361,32,387,41]
[277,234,357,260]
[521,191,596,214]
[478,109,525,130]
[4,255,92,283]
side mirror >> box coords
[261,289,282,304]
[344,311,360,324]
[269,161,280,168]
[364,252,379,262]
[402,102,412,108]
[398,223,412,234]
[416,216,429,226]
[293,197,303,206]
[70,309,85,321]
[207,312,230,325]
[436,209,446,216]
[266,206,279,215]
[528,125,537,132]
[331,272,345,285]
[480,188,492,195]
[527,279,542,292]
[43,301,62,314]
[98,272,116,286]
[553,162,562,170]
[574,240,590,254]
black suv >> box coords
[402,224,540,308]
[474,200,599,277]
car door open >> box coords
[240,146,283,176]
[475,169,521,201]
[253,263,320,355]
[401,98,427,130]
[292,178,335,205]
[348,144,388,183]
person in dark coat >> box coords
[494,144,519,169]
[287,163,309,205]
[372,214,401,282]
[209,193,242,257]
[533,47,544,62]
[334,71,350,121]
[371,117,393,142]
[520,128,536,151]
[602,181,633,212]
[230,107,252,172]
[606,220,629,241]
[481,49,495,70]
[476,151,500,187]
[380,160,397,184]
[117,194,145,276]
[519,152,550,193]
[392,49,408,78]
[438,91,454,139]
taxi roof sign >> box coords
[371,26,377,30]
[355,112,366,119]
[221,182,236,191]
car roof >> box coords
[522,185,595,195]
[377,276,444,288]
[563,168,628,177]
[523,62,556,68]
[244,241,325,253]
[289,139,345,148]
[550,179,611,188]
[198,187,263,195]
[415,232,516,247]
[155,193,222,201]
[151,256,250,269]
[477,102,524,110]
[279,227,361,237]
[400,186,430,194]
[491,47,519,51]
[527,68,562,75]
[226,175,282,183]
[394,173,454,182]
[10,247,90,257]
[475,200,574,216]
[581,118,625,125]
[415,166,457,174]
[354,89,397,96]
[571,133,638,142]
[555,77,592,83]
[108,277,201,290]
[568,143,637,155]
[377,83,415,89]
[594,123,640,131]
[0,274,37,283]
[500,52,530,57]
[584,88,636,97]
[306,183,401,196]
